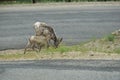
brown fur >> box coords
[24,35,50,54]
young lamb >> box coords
[24,35,50,54]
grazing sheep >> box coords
[33,21,62,48]
[24,35,62,54]
[24,35,50,54]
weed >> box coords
[106,34,115,42]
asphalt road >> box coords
[0,60,120,80]
[0,5,120,50]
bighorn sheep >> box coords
[24,35,50,54]
[33,22,62,48]
[24,34,62,54]
[24,26,62,54]
[24,22,63,54]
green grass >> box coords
[0,53,23,60]
[0,44,89,60]
[0,51,45,60]
[0,43,120,60]
[42,44,89,54]
[42,45,75,54]
[106,34,115,42]
[114,47,120,54]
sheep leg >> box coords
[38,45,42,52]
[31,43,35,50]
[47,42,49,48]
[47,40,51,48]
[24,41,31,54]
[44,41,49,49]
[31,43,40,53]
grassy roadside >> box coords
[0,44,88,61]
[0,34,120,61]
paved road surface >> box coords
[0,60,120,80]
[0,5,120,50]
